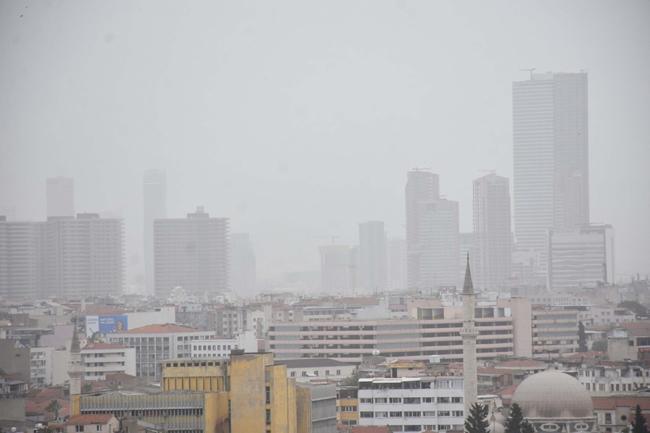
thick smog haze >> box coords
[1,0,649,287]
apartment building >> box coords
[358,376,465,433]
[578,364,650,395]
[81,343,136,381]
[531,306,580,358]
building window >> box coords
[266,409,271,425]
[266,386,271,404]
[75,426,83,433]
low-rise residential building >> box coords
[531,306,580,358]
[578,307,636,328]
[592,395,650,433]
[31,346,53,386]
[107,324,215,381]
[607,322,650,362]
[65,414,119,433]
[357,376,465,433]
[81,343,136,381]
[577,363,650,395]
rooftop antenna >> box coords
[521,68,536,79]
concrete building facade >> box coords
[358,376,465,433]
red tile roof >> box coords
[125,323,198,334]
[66,415,116,426]
[593,396,650,411]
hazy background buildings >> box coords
[0,1,648,292]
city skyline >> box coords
[1,1,648,286]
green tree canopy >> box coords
[632,404,648,433]
[465,402,490,433]
[505,403,524,433]
[578,321,588,352]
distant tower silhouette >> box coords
[461,254,478,413]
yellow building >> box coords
[336,386,359,428]
[77,353,333,433]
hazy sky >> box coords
[1,0,649,286]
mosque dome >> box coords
[512,370,593,419]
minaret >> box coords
[461,254,478,415]
[69,316,82,416]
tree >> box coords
[592,339,608,352]
[521,420,535,433]
[504,403,524,433]
[618,301,647,317]
[45,399,61,420]
[578,321,588,352]
[465,402,490,433]
[632,404,648,433]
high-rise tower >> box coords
[358,221,387,292]
[513,72,589,278]
[473,174,512,291]
[143,169,167,295]
[461,255,477,414]
[405,170,459,290]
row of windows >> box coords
[359,410,463,418]
[289,369,343,377]
[360,397,463,404]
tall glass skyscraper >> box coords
[513,72,589,278]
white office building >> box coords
[189,330,258,358]
[108,324,216,382]
[547,224,615,290]
[358,376,465,433]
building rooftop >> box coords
[275,358,356,368]
[66,415,116,426]
[592,396,650,411]
[125,323,198,334]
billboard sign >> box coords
[85,315,128,338]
